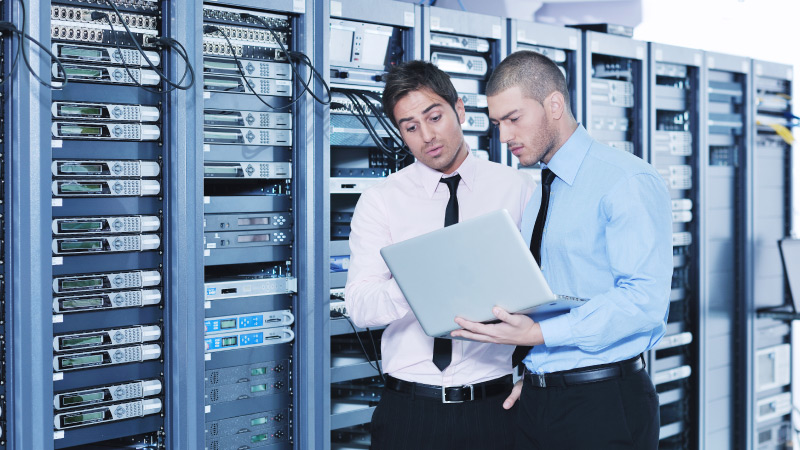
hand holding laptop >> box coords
[451,306,544,346]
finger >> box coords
[492,306,515,323]
[503,380,523,410]
[450,328,496,343]
[454,317,493,335]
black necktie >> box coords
[511,168,557,369]
[432,174,461,371]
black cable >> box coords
[341,90,396,157]
[339,89,410,160]
[331,310,385,382]
[101,0,194,90]
[353,90,405,145]
[202,24,301,110]
[239,12,331,106]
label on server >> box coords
[54,398,162,430]
[204,276,298,300]
[204,75,292,97]
[52,43,161,68]
[53,216,160,235]
[203,57,291,80]
[52,160,160,178]
[203,162,292,179]
[204,109,291,129]
[430,32,489,53]
[55,379,162,410]
[54,64,160,86]
[53,343,161,371]
[205,327,294,353]
[52,180,161,197]
[53,289,161,313]
[205,310,295,334]
[52,234,160,255]
[54,325,161,352]
[52,122,160,141]
[53,270,161,295]
[204,229,291,249]
[431,52,487,77]
[52,101,160,122]
[203,127,291,146]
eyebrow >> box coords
[397,103,443,125]
[500,109,519,121]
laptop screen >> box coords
[778,239,800,312]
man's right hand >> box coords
[503,380,523,410]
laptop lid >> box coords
[379,209,560,338]
[778,238,800,312]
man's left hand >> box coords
[451,306,544,346]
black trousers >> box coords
[370,381,515,450]
[514,367,660,449]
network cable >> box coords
[0,0,68,89]
[333,88,410,161]
[95,0,195,92]
[330,309,384,382]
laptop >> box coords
[380,209,587,339]
[778,238,800,312]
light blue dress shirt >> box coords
[521,125,673,374]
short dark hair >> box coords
[382,60,459,127]
[487,50,572,116]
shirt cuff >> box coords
[387,278,411,317]
[539,313,574,348]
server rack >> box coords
[701,51,751,450]
[648,42,704,449]
[421,6,505,164]
[326,1,418,448]
[0,0,7,445]
[748,60,794,450]
[582,30,648,160]
[506,18,582,177]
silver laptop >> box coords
[380,209,587,339]
[778,238,800,312]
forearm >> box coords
[344,277,410,328]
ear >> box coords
[547,91,566,121]
[455,97,466,125]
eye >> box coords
[405,125,417,133]
[431,115,441,122]
[510,117,520,123]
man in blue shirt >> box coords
[452,50,672,449]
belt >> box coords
[523,355,645,388]
[385,375,512,403]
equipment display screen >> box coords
[220,319,237,329]
[60,105,103,117]
[63,391,105,406]
[60,183,104,193]
[62,354,104,368]
[251,367,267,376]
[205,77,241,89]
[221,337,237,347]
[65,66,104,78]
[61,47,104,59]
[63,410,105,426]
[60,240,104,251]
[60,221,104,231]
[251,416,268,426]
[60,164,105,174]
[62,278,104,290]
[61,297,105,309]
[362,29,391,66]
[60,125,104,136]
[329,26,355,63]
[61,335,104,348]
[204,112,241,126]
[238,234,270,243]
[205,165,241,175]
[238,217,270,226]
[250,384,267,393]
[251,433,269,443]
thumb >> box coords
[503,380,523,409]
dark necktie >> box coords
[511,168,557,369]
[432,174,461,371]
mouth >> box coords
[426,145,443,157]
[509,145,524,156]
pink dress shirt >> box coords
[345,151,535,387]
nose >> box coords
[419,122,435,143]
[497,123,512,144]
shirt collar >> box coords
[415,144,476,198]
[541,124,591,186]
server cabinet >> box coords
[0,0,7,446]
[701,51,751,450]
[648,42,704,449]
[749,60,794,450]
[421,6,505,164]
[327,1,418,448]
[506,19,581,177]
[582,31,648,160]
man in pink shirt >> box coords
[345,60,534,449]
